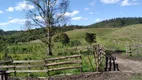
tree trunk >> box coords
[48,26,52,56]
[48,37,52,55]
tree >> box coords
[59,33,70,45]
[53,33,70,45]
[0,36,7,52]
[85,33,96,45]
[26,0,69,55]
[0,36,9,60]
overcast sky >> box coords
[0,0,142,31]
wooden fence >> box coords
[0,55,82,79]
[125,43,142,56]
[92,44,119,72]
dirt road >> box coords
[116,56,142,73]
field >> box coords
[66,24,142,51]
[1,24,142,79]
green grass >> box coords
[66,28,118,46]
[66,24,142,51]
[1,24,142,77]
[131,74,142,80]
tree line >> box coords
[90,17,142,28]
[0,25,84,44]
[0,17,142,45]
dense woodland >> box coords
[0,17,142,44]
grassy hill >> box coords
[66,28,118,45]
[2,24,142,60]
[66,24,142,50]
[106,24,142,41]
[90,17,142,28]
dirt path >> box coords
[115,56,142,73]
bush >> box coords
[69,40,81,47]
[85,33,96,45]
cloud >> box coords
[84,8,89,11]
[121,0,139,6]
[8,17,13,19]
[15,1,34,11]
[0,23,9,26]
[35,16,44,21]
[6,7,14,12]
[0,10,4,14]
[6,1,34,12]
[9,18,27,24]
[72,17,88,21]
[100,0,120,4]
[90,0,96,6]
[0,18,27,27]
[95,18,102,22]
[65,10,80,17]
[89,12,94,15]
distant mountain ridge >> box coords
[90,17,142,28]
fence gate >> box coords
[92,44,119,72]
[0,55,82,79]
[0,70,8,80]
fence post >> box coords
[79,53,83,72]
[0,70,8,80]
[28,62,31,77]
[14,64,16,76]
[104,55,108,71]
[108,57,112,71]
[93,45,99,72]
[44,60,50,80]
[112,57,116,71]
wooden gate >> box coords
[92,44,119,72]
[0,55,82,79]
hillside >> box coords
[66,24,142,50]
[66,28,118,45]
[1,17,142,45]
[90,17,142,28]
[106,24,142,41]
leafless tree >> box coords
[26,0,69,55]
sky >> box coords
[0,0,142,31]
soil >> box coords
[9,52,142,80]
[50,72,142,80]
[112,52,142,73]
[50,52,142,80]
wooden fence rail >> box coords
[125,43,142,56]
[0,54,82,79]
[92,44,119,72]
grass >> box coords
[66,28,118,46]
[131,74,142,80]
[66,24,142,51]
[1,24,142,77]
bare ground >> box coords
[50,53,142,80]
[50,72,142,80]
[9,53,142,80]
[116,57,142,73]
[113,53,142,73]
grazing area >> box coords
[0,0,142,79]
[1,24,142,79]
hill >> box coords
[90,17,142,28]
[66,24,142,50]
[66,28,118,45]
[100,24,142,50]
[106,24,142,40]
[1,17,142,44]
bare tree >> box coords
[26,0,69,55]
